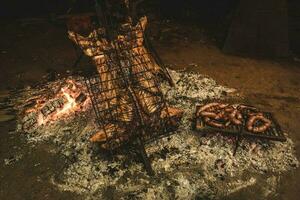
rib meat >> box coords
[68,17,183,148]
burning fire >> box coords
[32,79,90,126]
[56,87,76,116]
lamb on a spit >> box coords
[68,16,183,148]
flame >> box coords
[55,87,77,116]
[30,79,90,126]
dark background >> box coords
[0,1,300,200]
[1,0,300,56]
[1,0,237,19]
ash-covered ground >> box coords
[8,69,299,199]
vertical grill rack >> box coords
[84,18,176,142]
[69,1,179,175]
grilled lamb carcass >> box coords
[119,16,173,84]
[68,17,183,148]
[69,30,136,146]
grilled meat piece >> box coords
[246,114,272,133]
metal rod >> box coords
[72,51,84,69]
[136,136,154,176]
[233,133,241,156]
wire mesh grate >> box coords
[69,17,182,151]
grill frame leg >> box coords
[136,137,154,176]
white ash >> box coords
[10,69,299,199]
[3,153,23,166]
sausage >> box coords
[229,109,237,118]
[225,107,234,112]
[252,124,270,133]
[228,109,242,125]
[214,110,225,119]
[201,111,218,118]
[219,103,229,109]
[198,103,240,128]
[197,103,265,128]
[238,105,257,111]
[204,117,225,128]
[231,117,242,125]
[196,102,220,116]
[247,115,271,133]
[247,115,256,130]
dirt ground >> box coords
[0,20,299,200]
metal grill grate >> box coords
[65,0,183,174]
[195,103,286,142]
[82,19,176,148]
[68,15,183,175]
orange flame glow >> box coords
[34,79,90,126]
[55,87,77,116]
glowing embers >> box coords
[21,79,89,132]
